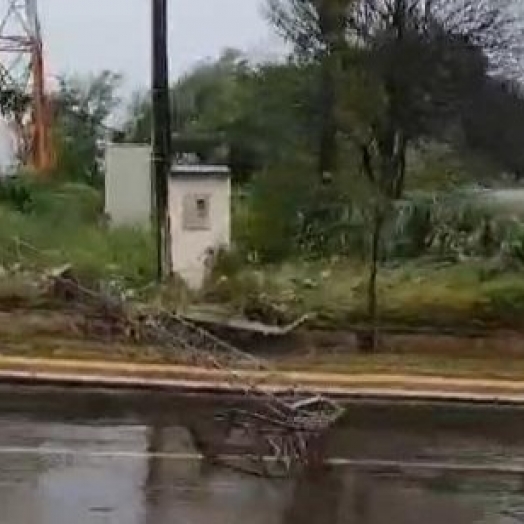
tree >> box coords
[461,77,524,181]
[122,49,318,181]
[52,71,121,186]
[267,0,522,348]
[267,0,353,180]
[0,87,41,166]
[123,49,248,141]
[226,59,321,174]
[123,49,252,176]
[341,0,520,349]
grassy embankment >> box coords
[0,180,522,379]
[0,181,523,328]
[0,181,155,289]
[203,258,524,330]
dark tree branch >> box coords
[360,142,375,184]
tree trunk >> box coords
[365,207,384,352]
[318,54,338,182]
[317,0,348,183]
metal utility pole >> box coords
[151,0,172,281]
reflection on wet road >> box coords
[1,386,524,523]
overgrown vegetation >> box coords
[1,1,524,349]
[0,178,155,287]
[118,1,524,342]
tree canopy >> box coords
[51,70,121,186]
[122,49,320,180]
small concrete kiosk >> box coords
[167,164,231,289]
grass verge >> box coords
[202,258,524,330]
[0,180,524,333]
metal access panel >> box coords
[182,193,211,231]
[105,144,152,227]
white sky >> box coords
[38,0,280,93]
[0,0,281,166]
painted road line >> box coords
[0,446,522,475]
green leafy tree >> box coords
[266,0,521,348]
[52,70,121,186]
[122,49,318,181]
[461,77,524,181]
[123,49,251,176]
[226,59,320,174]
[267,0,353,180]
[123,49,248,142]
[342,0,518,348]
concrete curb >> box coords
[1,357,524,404]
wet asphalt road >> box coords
[2,386,524,523]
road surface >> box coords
[1,386,524,523]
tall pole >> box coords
[151,0,171,281]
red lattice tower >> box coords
[0,0,53,173]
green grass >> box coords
[1,179,523,331]
[0,181,156,288]
[277,352,524,380]
[203,258,524,329]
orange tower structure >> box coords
[0,0,53,174]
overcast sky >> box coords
[39,0,280,93]
[0,0,280,165]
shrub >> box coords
[234,166,315,262]
[0,179,154,287]
[0,176,33,213]
[233,166,362,262]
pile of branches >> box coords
[42,263,345,475]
